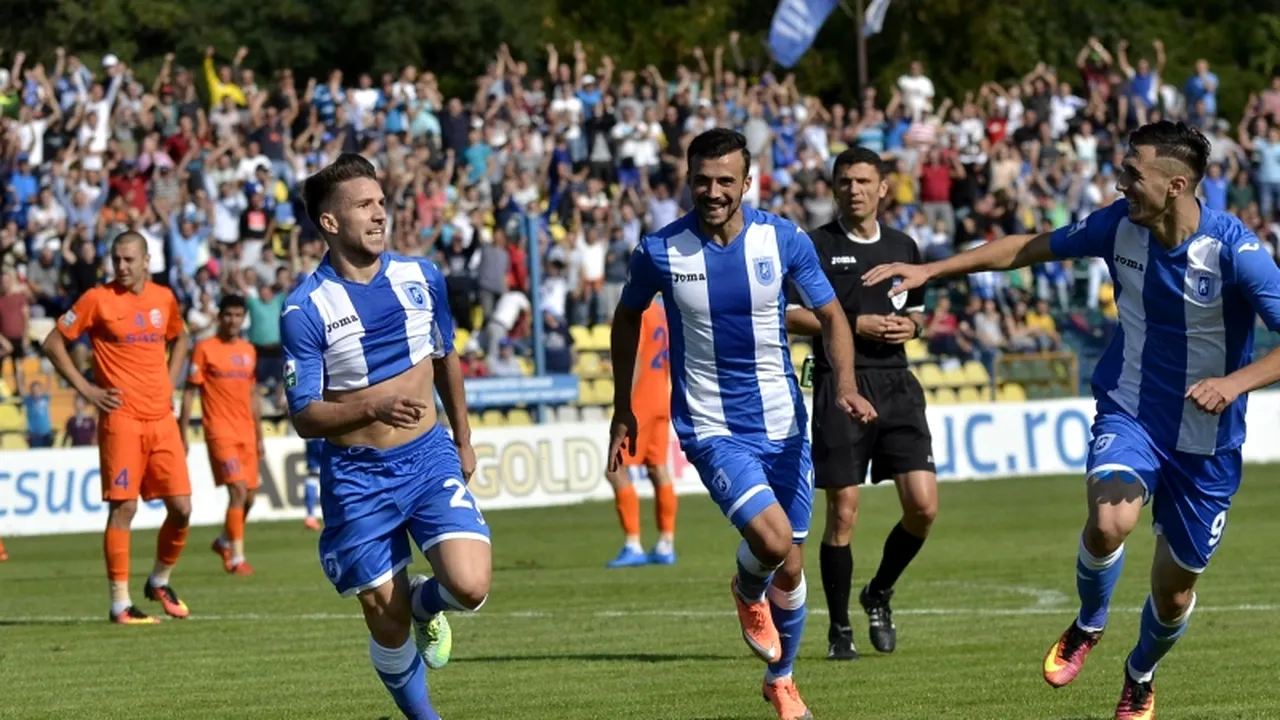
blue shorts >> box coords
[1087,410,1240,573]
[305,439,324,475]
[688,435,813,543]
[317,425,491,597]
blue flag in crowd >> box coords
[863,0,892,37]
[768,0,839,68]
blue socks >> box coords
[369,636,438,720]
[304,477,320,518]
[1076,537,1125,632]
[1127,594,1194,682]
[766,573,808,682]
[735,540,781,603]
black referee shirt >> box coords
[791,220,926,374]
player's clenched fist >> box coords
[836,386,877,424]
[372,395,430,429]
[1185,377,1240,416]
[607,408,638,473]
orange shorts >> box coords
[99,413,192,502]
[207,438,261,490]
[624,416,671,467]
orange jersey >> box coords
[58,283,184,422]
[632,300,671,420]
[188,337,258,442]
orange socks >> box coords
[105,527,130,582]
[224,507,245,543]
[155,519,189,567]
[614,484,641,539]
[655,483,678,535]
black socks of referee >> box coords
[868,522,926,595]
[819,542,853,637]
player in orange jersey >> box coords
[42,232,193,625]
[0,537,7,561]
[605,296,678,568]
[179,294,265,576]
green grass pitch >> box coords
[3,470,1279,719]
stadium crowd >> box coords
[1,35,1280,436]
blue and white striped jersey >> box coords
[281,252,454,416]
[620,207,837,453]
[1051,199,1280,455]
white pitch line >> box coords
[4,604,1278,625]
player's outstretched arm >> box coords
[863,232,1055,298]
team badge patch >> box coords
[754,257,775,284]
[322,553,341,583]
[60,310,76,328]
[1188,270,1219,302]
[710,468,731,496]
[284,359,298,389]
[1093,433,1116,454]
[405,282,428,310]
[891,278,907,310]
[149,308,163,328]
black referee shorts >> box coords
[811,368,935,488]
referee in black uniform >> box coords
[787,147,939,661]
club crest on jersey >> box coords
[754,257,775,285]
[1189,270,1219,302]
[322,553,341,583]
[1093,433,1116,454]
[710,468,731,496]
[405,282,428,310]
[890,278,907,310]
[149,308,162,328]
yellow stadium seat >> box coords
[957,386,993,404]
[790,342,811,371]
[941,366,967,387]
[0,403,23,432]
[999,383,1028,402]
[574,352,604,378]
[481,409,505,426]
[932,387,958,405]
[578,378,597,405]
[592,378,615,405]
[1,433,27,449]
[917,363,944,388]
[517,357,534,376]
[588,324,612,352]
[904,339,928,362]
[507,409,533,426]
[569,325,592,347]
[470,305,484,331]
[468,413,483,428]
[454,328,471,351]
[962,360,991,386]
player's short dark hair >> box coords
[1128,121,1210,182]
[218,294,247,314]
[832,146,886,180]
[302,153,378,231]
[687,128,751,173]
[111,230,147,253]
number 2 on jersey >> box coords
[442,478,487,526]
[650,326,669,370]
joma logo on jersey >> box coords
[326,315,359,332]
[1115,255,1145,272]
[672,272,707,283]
[831,255,857,265]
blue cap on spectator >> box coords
[16,153,29,163]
